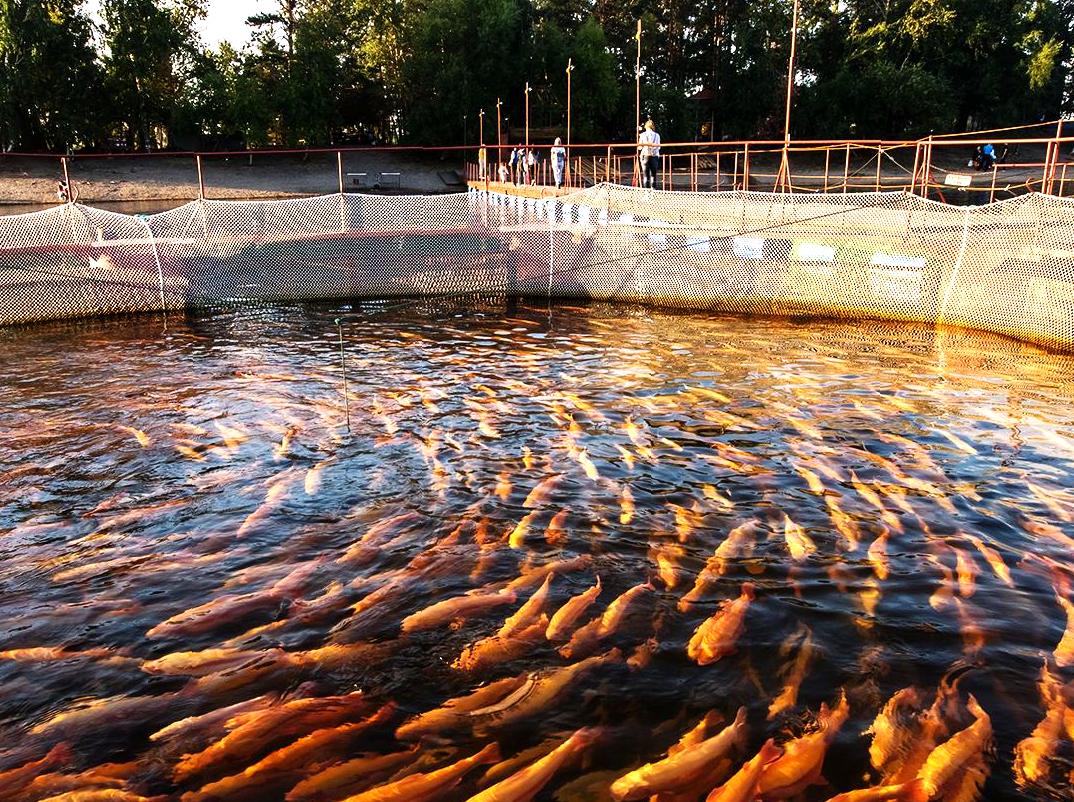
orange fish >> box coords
[767,625,814,719]
[1013,661,1068,788]
[705,739,782,802]
[610,708,746,801]
[821,781,928,802]
[915,695,992,797]
[757,691,851,798]
[342,743,500,802]
[545,509,570,546]
[546,576,603,642]
[400,589,517,634]
[395,675,529,740]
[687,582,754,666]
[286,748,419,801]
[465,728,598,802]
[783,514,816,561]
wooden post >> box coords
[196,154,205,200]
[1044,118,1063,195]
[732,151,739,190]
[923,136,934,200]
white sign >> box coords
[733,237,765,260]
[944,173,973,187]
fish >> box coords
[546,576,602,642]
[652,543,686,590]
[20,761,141,798]
[236,470,299,537]
[960,533,1012,587]
[0,743,73,801]
[560,583,653,659]
[286,748,420,801]
[498,573,554,639]
[141,647,297,676]
[474,649,622,733]
[670,502,702,543]
[400,589,518,634]
[783,514,817,561]
[620,486,636,525]
[704,738,782,802]
[711,520,759,576]
[340,742,500,802]
[395,675,530,740]
[952,547,977,598]
[464,727,599,802]
[757,691,851,797]
[150,694,278,743]
[495,472,513,500]
[792,462,827,495]
[146,560,321,639]
[33,791,165,802]
[1053,590,1074,667]
[506,555,592,592]
[687,582,754,666]
[865,687,922,773]
[115,424,151,447]
[867,530,890,581]
[452,618,549,673]
[544,509,570,546]
[180,703,396,802]
[702,484,735,511]
[1013,661,1068,788]
[337,511,426,565]
[821,781,928,802]
[825,496,861,552]
[523,474,562,508]
[610,707,747,801]
[767,624,814,719]
[173,691,369,781]
[915,695,992,797]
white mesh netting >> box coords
[1,184,1073,349]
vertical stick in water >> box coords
[335,318,351,433]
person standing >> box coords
[551,138,567,189]
[638,119,661,189]
[526,148,537,185]
[509,145,520,184]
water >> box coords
[1,300,1072,801]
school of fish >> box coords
[1,303,1073,801]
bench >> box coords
[346,172,367,187]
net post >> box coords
[337,151,344,195]
[823,147,830,193]
[743,143,750,191]
[910,142,921,195]
[196,155,205,200]
[606,145,612,183]
[874,143,883,191]
[61,157,73,202]
[989,165,998,203]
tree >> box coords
[101,0,206,149]
[0,0,103,151]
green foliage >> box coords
[0,0,1070,151]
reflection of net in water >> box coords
[2,186,1074,351]
[1,303,1074,800]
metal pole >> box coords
[843,143,850,194]
[525,83,530,154]
[823,148,830,192]
[635,20,642,135]
[196,154,205,200]
[479,109,484,145]
[778,0,801,192]
[743,143,750,190]
[875,143,883,191]
[566,59,574,186]
[61,157,72,202]
[910,142,921,195]
[337,150,344,194]
[496,98,502,175]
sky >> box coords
[85,1,262,49]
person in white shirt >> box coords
[638,119,661,189]
[551,137,566,188]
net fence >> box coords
[1,184,1073,349]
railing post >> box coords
[743,143,750,191]
[909,142,921,195]
[843,143,850,194]
[923,136,934,200]
[716,151,721,190]
[823,147,830,193]
[605,145,611,183]
[1061,163,1069,197]
[196,154,205,200]
[61,157,73,202]
[989,165,998,203]
[874,143,883,191]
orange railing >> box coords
[467,133,1074,203]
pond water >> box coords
[1,300,1072,801]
